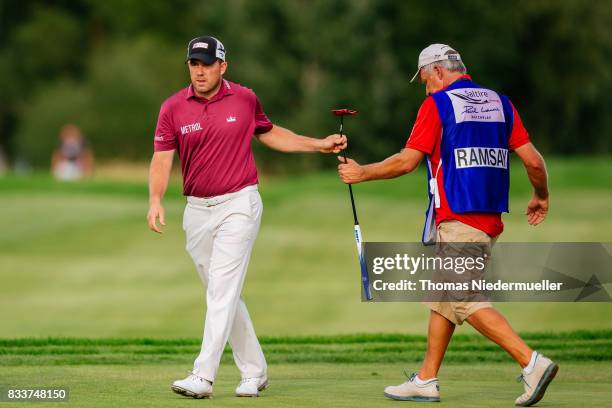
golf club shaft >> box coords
[339,116,360,225]
[354,224,372,300]
[339,115,372,300]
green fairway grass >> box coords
[0,332,611,407]
[0,157,611,338]
[0,330,610,366]
[1,362,610,407]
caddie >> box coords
[337,44,556,406]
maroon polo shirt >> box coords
[154,79,273,197]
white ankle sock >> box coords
[415,375,437,385]
[523,351,538,375]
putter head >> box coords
[332,108,358,116]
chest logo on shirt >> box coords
[226,116,236,123]
[180,122,202,135]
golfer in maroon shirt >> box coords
[147,36,346,399]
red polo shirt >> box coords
[406,75,530,237]
[154,79,273,197]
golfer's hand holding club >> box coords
[319,133,348,153]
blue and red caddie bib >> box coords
[422,79,514,244]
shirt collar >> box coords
[441,74,472,91]
[186,79,233,101]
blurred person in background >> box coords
[0,146,8,176]
[51,124,94,180]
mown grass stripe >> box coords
[0,330,609,366]
[2,341,609,357]
[0,330,609,347]
[1,347,608,366]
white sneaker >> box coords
[515,353,558,406]
[171,371,213,399]
[235,375,269,397]
[384,372,440,402]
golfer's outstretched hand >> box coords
[147,202,166,233]
[337,156,365,184]
[319,133,347,153]
[526,194,548,226]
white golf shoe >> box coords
[235,375,269,397]
[171,371,213,399]
[515,353,558,406]
[384,372,440,402]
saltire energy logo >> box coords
[447,88,505,123]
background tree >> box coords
[0,0,610,171]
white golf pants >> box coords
[183,185,266,382]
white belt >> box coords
[188,185,257,207]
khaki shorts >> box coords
[423,220,496,325]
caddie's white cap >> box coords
[410,44,461,83]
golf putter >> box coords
[332,109,373,300]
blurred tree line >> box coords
[1,0,610,172]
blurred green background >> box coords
[0,1,610,339]
[1,0,612,173]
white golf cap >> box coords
[410,44,462,83]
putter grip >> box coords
[354,225,373,300]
